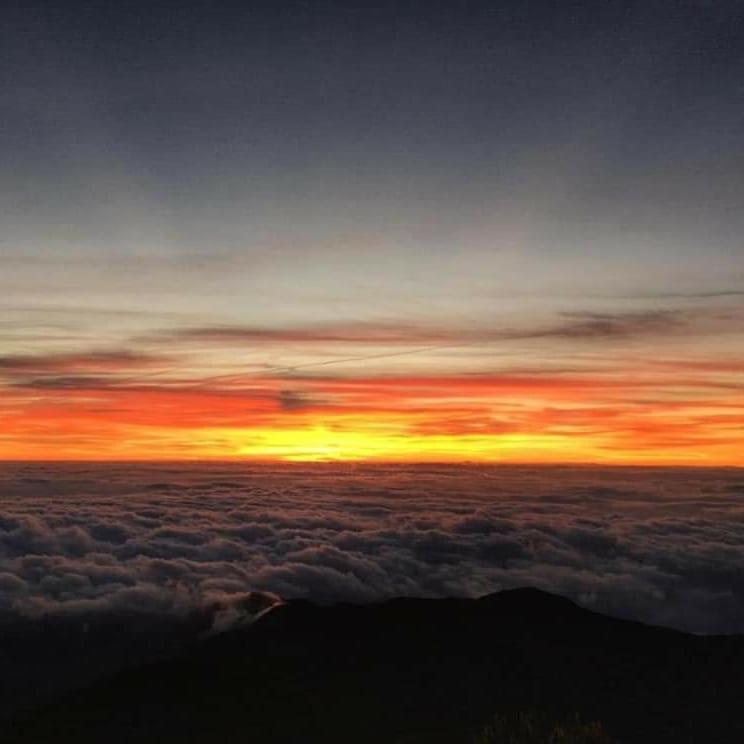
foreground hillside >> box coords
[6,589,744,743]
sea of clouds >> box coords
[0,462,743,634]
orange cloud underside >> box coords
[1,372,743,465]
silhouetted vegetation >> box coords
[474,710,611,743]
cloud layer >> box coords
[1,463,743,634]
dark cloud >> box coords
[277,389,321,411]
[143,307,742,366]
[637,290,744,300]
[4,309,737,398]
[0,351,165,374]
[147,323,452,346]
[549,310,685,339]
[1,463,743,634]
[0,350,174,394]
[10,375,116,390]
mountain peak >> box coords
[5,590,744,744]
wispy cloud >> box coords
[136,308,741,373]
[148,307,736,351]
[0,351,166,374]
[633,289,744,300]
[548,310,685,339]
[156,323,453,345]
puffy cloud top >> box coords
[1,463,743,634]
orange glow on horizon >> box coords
[1,374,742,466]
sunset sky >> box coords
[2,0,743,464]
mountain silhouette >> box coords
[5,588,744,743]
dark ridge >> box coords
[4,588,744,743]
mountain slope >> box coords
[6,588,744,743]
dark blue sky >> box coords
[4,0,743,266]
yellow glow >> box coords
[229,425,608,463]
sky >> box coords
[1,0,743,463]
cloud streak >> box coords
[0,351,166,374]
[149,309,702,351]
